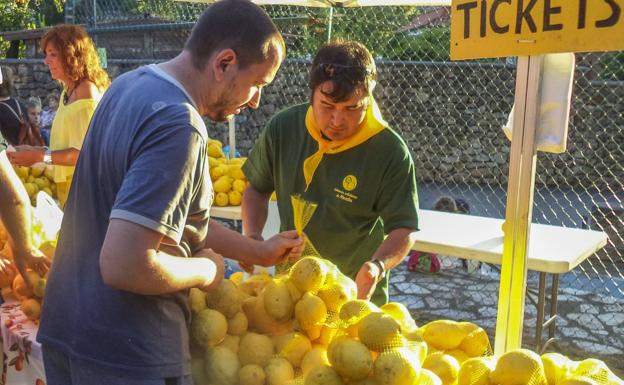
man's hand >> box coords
[355,261,383,300]
[255,230,304,267]
[0,257,15,279]
[13,247,51,287]
[194,248,225,292]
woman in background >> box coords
[8,25,110,206]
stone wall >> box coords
[2,59,622,190]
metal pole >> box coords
[494,55,542,355]
[228,117,236,159]
[327,7,333,43]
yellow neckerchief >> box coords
[303,96,387,190]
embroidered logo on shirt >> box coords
[342,175,357,191]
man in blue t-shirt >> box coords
[37,1,303,384]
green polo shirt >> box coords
[243,103,419,305]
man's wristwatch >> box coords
[371,259,386,282]
[43,149,52,165]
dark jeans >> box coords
[42,344,191,385]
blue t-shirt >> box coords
[38,64,212,378]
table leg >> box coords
[540,274,560,352]
[535,272,547,351]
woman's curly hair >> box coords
[40,24,110,91]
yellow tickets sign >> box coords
[451,0,624,60]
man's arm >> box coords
[355,227,417,299]
[9,146,79,167]
[241,184,271,240]
[0,151,50,281]
[204,219,303,267]
[100,218,224,295]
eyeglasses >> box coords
[315,63,374,79]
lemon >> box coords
[457,356,496,385]
[207,143,224,158]
[381,302,417,331]
[213,174,232,192]
[215,192,229,206]
[459,326,490,357]
[204,279,242,318]
[374,347,421,385]
[24,182,38,197]
[301,345,329,375]
[289,256,328,293]
[30,164,45,177]
[541,352,571,385]
[204,346,240,385]
[227,311,248,335]
[305,365,344,385]
[275,332,312,367]
[423,352,460,385]
[233,178,247,193]
[239,332,274,367]
[489,349,547,385]
[264,279,295,323]
[228,190,242,206]
[191,308,228,347]
[218,334,240,353]
[358,312,403,352]
[239,364,266,385]
[295,292,327,331]
[228,164,246,179]
[327,336,373,381]
[208,156,220,168]
[418,369,443,385]
[423,320,469,350]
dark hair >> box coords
[309,40,376,102]
[0,67,15,98]
[433,196,458,213]
[185,0,285,70]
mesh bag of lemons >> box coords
[208,139,248,207]
[188,255,506,385]
[13,163,58,206]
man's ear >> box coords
[212,48,237,81]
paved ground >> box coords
[389,261,624,377]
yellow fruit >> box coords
[275,332,312,367]
[228,164,246,180]
[305,365,345,385]
[316,325,337,346]
[238,273,272,296]
[489,349,547,385]
[301,345,329,375]
[214,192,229,206]
[205,279,242,318]
[242,292,295,335]
[358,312,403,352]
[317,274,357,313]
[30,165,45,177]
[423,352,460,385]
[34,177,50,189]
[192,308,228,347]
[407,340,428,363]
[381,302,417,332]
[374,347,421,385]
[460,327,490,357]
[227,311,248,335]
[304,324,322,341]
[27,175,36,183]
[541,352,571,385]
[233,179,247,193]
[24,182,38,197]
[418,369,443,385]
[239,364,266,385]
[239,332,274,367]
[208,143,224,158]
[458,356,496,385]
[14,166,29,179]
[448,349,470,365]
[213,176,232,193]
[44,165,54,180]
[204,346,240,385]
[339,299,380,338]
[327,336,373,381]
[423,320,469,350]
[42,187,53,197]
[228,156,246,164]
[289,257,328,293]
[188,288,207,314]
[33,278,46,298]
[228,190,242,206]
[218,334,240,354]
[208,156,220,168]
[21,298,42,321]
[572,358,618,382]
[265,357,295,385]
[229,271,244,285]
[263,279,295,323]
[295,292,327,331]
[12,271,39,300]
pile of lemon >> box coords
[188,256,494,385]
[207,139,248,207]
[13,164,57,205]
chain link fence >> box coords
[2,0,623,374]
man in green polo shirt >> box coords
[242,41,419,305]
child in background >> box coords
[25,97,44,146]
